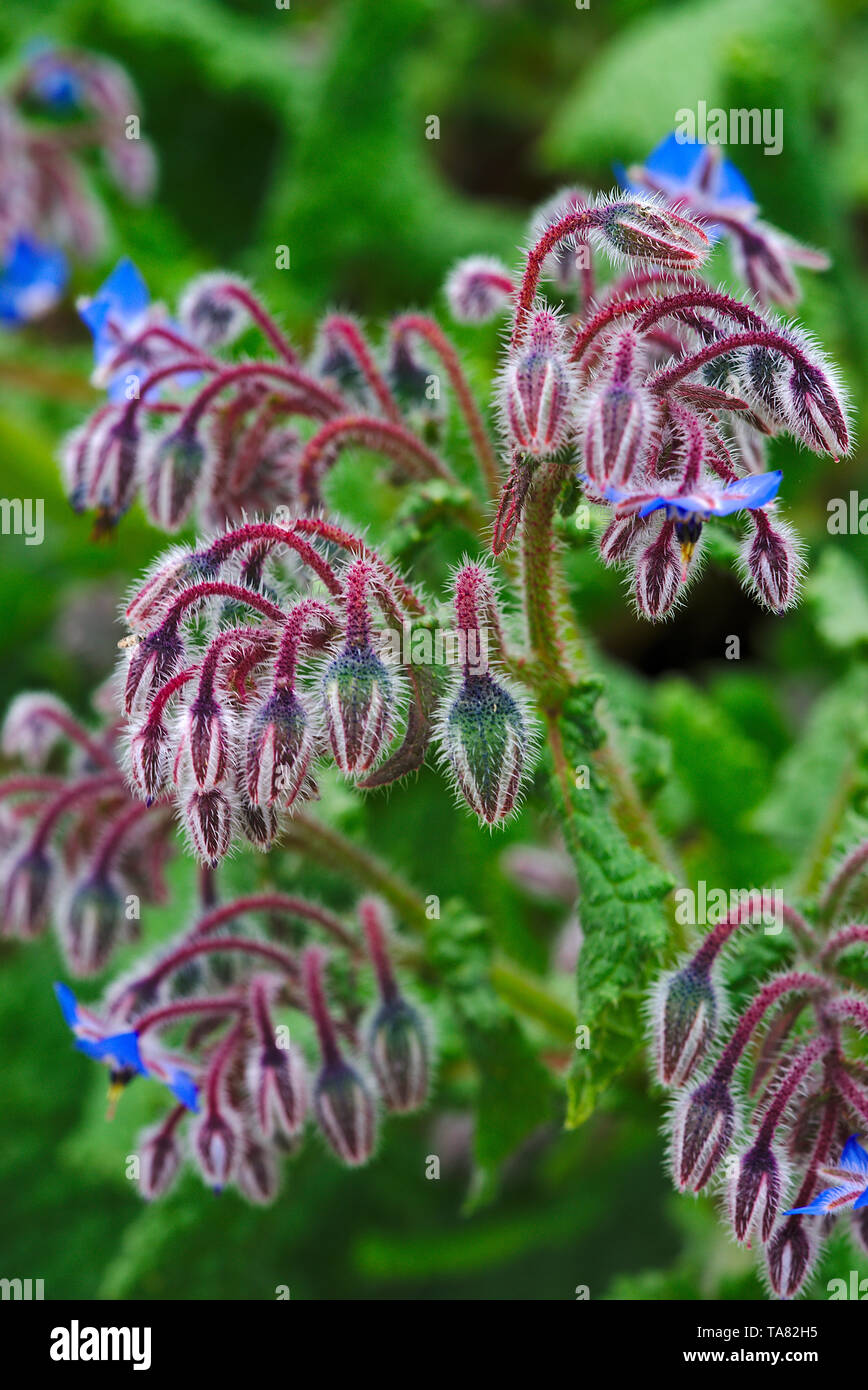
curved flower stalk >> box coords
[651,839,868,1298]
[0,44,155,324]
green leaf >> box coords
[554,681,671,1129]
[807,547,868,650]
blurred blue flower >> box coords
[0,234,67,325]
[78,257,151,399]
[786,1135,868,1215]
[24,41,85,110]
[54,981,199,1111]
[617,132,755,214]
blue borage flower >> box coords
[78,259,200,403]
[0,234,67,325]
[54,982,199,1111]
[785,1135,868,1215]
[616,132,756,229]
[605,469,783,521]
[600,469,783,577]
[77,257,151,400]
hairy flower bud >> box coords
[593,196,709,267]
[439,672,530,825]
[123,623,184,717]
[178,273,249,349]
[193,1107,240,1191]
[671,1075,735,1192]
[143,427,206,532]
[368,996,429,1113]
[245,689,314,809]
[322,642,394,777]
[583,333,653,489]
[183,788,233,867]
[173,694,231,791]
[246,1041,308,1140]
[503,310,574,457]
[445,255,513,323]
[59,871,126,975]
[598,513,645,568]
[314,1058,377,1166]
[766,1217,815,1300]
[137,1118,183,1200]
[128,718,170,803]
[2,845,53,937]
[738,512,804,613]
[2,692,72,766]
[729,1142,786,1244]
[236,1139,280,1204]
[633,520,683,620]
[652,960,718,1088]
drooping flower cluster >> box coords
[53,893,429,1200]
[0,687,175,974]
[475,144,852,618]
[0,43,154,324]
[651,841,868,1298]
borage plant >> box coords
[2,140,864,1296]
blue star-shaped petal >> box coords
[54,982,198,1111]
[604,469,783,521]
[78,257,151,373]
[785,1135,868,1216]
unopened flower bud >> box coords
[368,997,429,1114]
[2,845,54,937]
[766,1216,815,1300]
[123,623,184,717]
[583,333,654,489]
[738,512,804,614]
[193,1106,240,1191]
[173,695,232,791]
[178,273,249,349]
[137,1117,183,1200]
[671,1074,735,1192]
[183,788,234,867]
[322,642,394,778]
[729,1142,786,1244]
[246,1041,308,1140]
[439,672,530,825]
[143,427,206,532]
[59,871,126,975]
[245,689,313,809]
[2,693,72,766]
[633,520,683,620]
[128,718,170,803]
[314,1057,377,1166]
[445,255,513,323]
[236,1139,280,1204]
[652,960,718,1088]
[502,310,574,457]
[304,946,377,1166]
[593,196,709,267]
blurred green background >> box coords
[2,0,868,1300]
